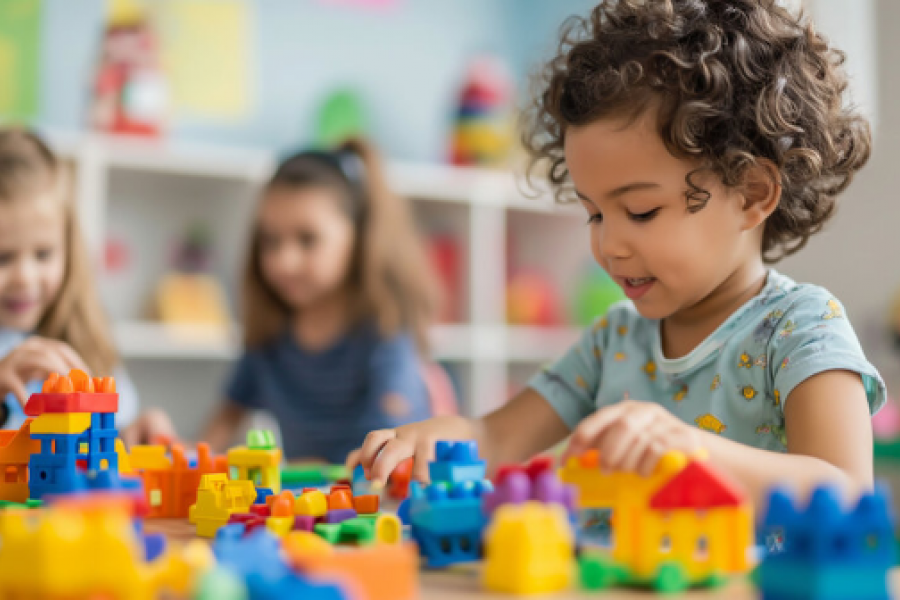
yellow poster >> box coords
[156,0,253,119]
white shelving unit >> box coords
[53,132,586,419]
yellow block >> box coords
[31,413,91,435]
[189,474,256,538]
[375,514,403,545]
[266,516,294,538]
[295,490,327,518]
[115,439,134,475]
[129,445,172,471]
[483,502,574,595]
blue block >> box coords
[144,532,166,561]
[428,441,486,484]
[407,479,493,567]
[255,488,273,505]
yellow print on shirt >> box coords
[740,385,758,400]
[614,352,626,362]
[739,352,752,369]
[774,389,781,407]
[779,320,796,338]
[695,414,726,434]
[643,360,657,381]
[576,375,588,390]
[617,325,628,336]
[593,317,608,332]
[710,374,721,391]
[673,384,688,403]
[822,298,843,320]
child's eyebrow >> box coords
[575,182,661,204]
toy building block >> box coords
[353,494,379,515]
[327,484,354,510]
[292,541,419,600]
[483,455,576,518]
[128,441,228,519]
[563,450,752,593]
[0,419,39,503]
[24,370,118,415]
[227,429,282,494]
[213,529,351,599]
[428,440,486,483]
[0,497,187,600]
[30,412,92,435]
[483,501,575,594]
[754,484,895,600]
[388,457,413,500]
[407,478,494,567]
[284,464,349,489]
[315,516,377,545]
[375,513,403,544]
[296,489,328,517]
[190,473,257,538]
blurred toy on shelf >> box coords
[572,262,626,327]
[450,55,515,167]
[428,233,462,323]
[507,268,563,326]
[155,222,231,331]
[89,0,168,136]
[315,88,368,148]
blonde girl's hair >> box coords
[242,138,441,354]
[0,129,119,374]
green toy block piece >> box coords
[315,523,342,544]
[322,465,350,481]
[579,555,628,590]
[342,517,376,545]
[195,567,247,600]
[282,466,327,486]
[247,429,276,450]
[0,499,42,509]
[653,562,687,593]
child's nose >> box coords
[596,224,630,260]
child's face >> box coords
[257,186,355,311]
[0,198,67,331]
[565,114,754,321]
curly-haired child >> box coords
[350,0,882,505]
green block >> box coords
[875,439,900,462]
[0,499,42,509]
[578,555,725,594]
[282,466,326,485]
[315,523,342,544]
[313,517,376,545]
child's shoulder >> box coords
[749,270,850,326]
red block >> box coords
[24,392,119,416]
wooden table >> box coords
[147,519,768,599]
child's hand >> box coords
[120,408,179,447]
[346,416,476,486]
[561,400,703,476]
[0,337,89,406]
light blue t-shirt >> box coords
[529,270,885,452]
[0,329,139,430]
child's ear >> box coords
[739,160,781,231]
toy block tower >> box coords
[227,430,282,493]
[25,370,119,499]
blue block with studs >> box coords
[428,440,486,484]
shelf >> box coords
[114,320,581,363]
[48,131,578,214]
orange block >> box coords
[272,491,295,517]
[294,543,418,600]
[327,486,353,511]
[352,495,380,515]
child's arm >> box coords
[350,387,570,484]
[561,369,873,507]
[200,402,249,453]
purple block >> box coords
[324,508,357,524]
[293,515,316,531]
[483,471,531,516]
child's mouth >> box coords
[622,277,656,300]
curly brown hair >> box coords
[523,0,871,261]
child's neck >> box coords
[290,289,354,353]
[660,261,768,359]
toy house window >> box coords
[694,535,709,561]
[660,533,672,554]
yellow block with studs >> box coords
[31,413,91,435]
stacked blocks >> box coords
[483,502,575,594]
[228,430,282,494]
[406,440,494,567]
[754,484,895,600]
[567,450,752,593]
[130,442,228,518]
[189,473,257,538]
[483,455,576,518]
[429,441,486,483]
[26,370,120,499]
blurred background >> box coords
[0,0,897,444]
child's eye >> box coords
[0,253,12,266]
[35,248,54,262]
[628,208,661,222]
[586,213,603,225]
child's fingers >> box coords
[636,438,668,477]
[345,448,362,471]
[370,438,417,485]
[615,429,656,473]
[0,375,28,407]
[599,408,660,469]
[561,403,628,462]
[358,429,397,475]
[411,438,437,483]
[49,341,89,373]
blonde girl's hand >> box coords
[346,415,477,486]
[0,337,89,406]
[561,399,704,476]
